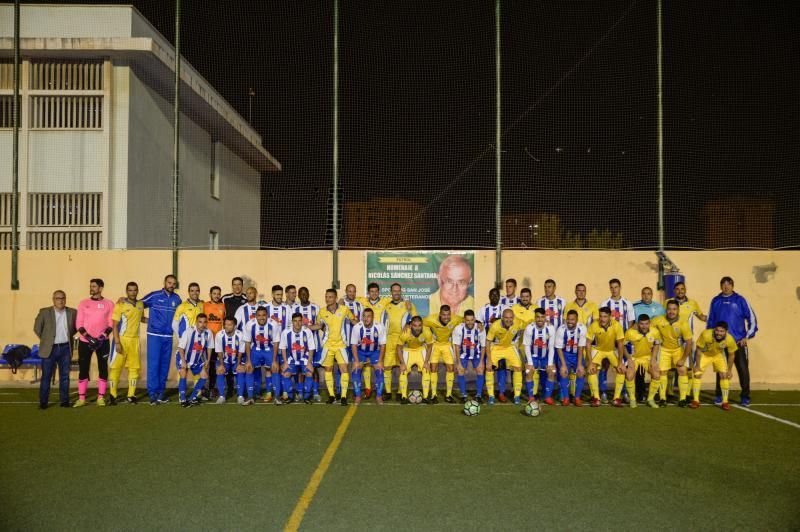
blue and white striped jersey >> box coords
[451,323,486,360]
[536,296,567,328]
[243,319,281,351]
[349,322,387,352]
[554,323,588,356]
[178,327,213,367]
[601,297,636,331]
[523,323,556,362]
[214,329,245,364]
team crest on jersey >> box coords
[361,337,375,347]
[255,334,268,343]
[462,338,476,349]
[533,338,546,348]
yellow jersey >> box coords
[358,296,390,324]
[423,315,463,345]
[510,303,536,326]
[696,329,738,358]
[564,300,599,326]
[173,299,204,338]
[587,321,625,352]
[486,319,526,348]
[398,327,433,350]
[112,299,144,339]
[676,297,704,332]
[318,304,355,349]
[624,326,661,358]
[651,315,693,350]
[384,299,418,338]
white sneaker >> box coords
[216,396,226,405]
[237,396,245,405]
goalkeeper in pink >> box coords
[73,278,114,407]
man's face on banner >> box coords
[437,257,472,308]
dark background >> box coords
[39,0,800,249]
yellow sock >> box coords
[430,371,439,398]
[324,371,335,396]
[678,374,689,400]
[109,367,121,398]
[659,375,668,400]
[363,366,372,391]
[399,370,408,398]
[626,379,636,401]
[445,371,454,397]
[613,373,625,400]
[569,373,576,396]
[422,370,430,398]
[588,373,600,399]
[486,371,495,397]
[384,370,394,396]
[512,371,522,399]
[339,371,349,398]
[532,371,540,396]
[692,376,702,401]
[128,368,139,398]
[648,378,660,401]
[720,378,730,403]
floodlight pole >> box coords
[657,0,664,253]
[332,0,340,289]
[494,0,502,289]
[11,0,20,290]
[172,0,181,286]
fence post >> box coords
[495,0,502,289]
[172,0,181,285]
[332,0,340,289]
[10,0,20,290]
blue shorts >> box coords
[251,349,274,369]
[459,356,481,369]
[175,353,204,375]
[216,360,237,374]
[356,350,380,366]
[529,357,548,370]
[561,354,579,373]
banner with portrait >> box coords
[365,251,475,317]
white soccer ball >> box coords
[408,390,423,404]
[524,399,541,417]
[463,399,480,416]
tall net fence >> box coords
[0,0,797,251]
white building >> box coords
[0,4,281,250]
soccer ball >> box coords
[524,400,541,417]
[463,399,480,416]
[408,390,423,404]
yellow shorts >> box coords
[321,346,350,367]
[591,349,618,368]
[694,353,727,377]
[401,349,426,370]
[109,337,140,370]
[631,357,650,372]
[430,344,455,365]
[658,346,686,371]
[384,336,400,367]
[489,346,521,369]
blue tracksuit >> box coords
[142,289,181,400]
[707,292,757,342]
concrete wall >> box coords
[0,5,135,38]
[0,250,796,387]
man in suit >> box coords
[33,290,77,409]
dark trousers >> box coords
[716,344,750,400]
[40,343,72,406]
[78,340,109,380]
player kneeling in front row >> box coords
[522,308,556,405]
[586,307,627,407]
[624,314,662,409]
[350,308,387,405]
[280,312,317,404]
[397,316,433,404]
[213,317,243,404]
[451,310,486,403]
[485,309,525,405]
[244,307,282,405]
[690,322,737,411]
[554,310,587,406]
[176,313,213,408]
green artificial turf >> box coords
[1,389,799,531]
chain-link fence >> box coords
[1,0,798,254]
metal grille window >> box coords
[29,95,103,129]
[27,193,102,227]
[27,231,101,250]
[29,61,104,91]
[0,61,14,90]
[0,193,15,226]
[0,95,17,128]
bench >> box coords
[0,344,42,383]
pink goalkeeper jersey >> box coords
[76,297,114,343]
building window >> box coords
[209,230,219,250]
[210,141,220,199]
[28,60,105,129]
[28,193,102,227]
[30,95,103,129]
[29,60,104,91]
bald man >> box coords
[428,254,474,317]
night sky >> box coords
[42,0,800,249]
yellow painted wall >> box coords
[1,250,796,387]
